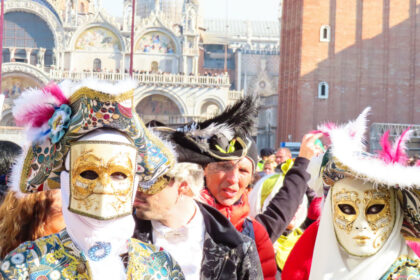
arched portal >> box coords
[1,73,43,99]
[201,101,221,117]
[3,12,55,66]
[136,94,181,125]
[1,72,44,126]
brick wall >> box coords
[277,0,420,144]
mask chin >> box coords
[331,177,396,257]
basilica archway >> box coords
[200,100,222,117]
[3,11,55,66]
[136,94,181,125]
[1,72,44,126]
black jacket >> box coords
[255,157,311,242]
[133,202,263,280]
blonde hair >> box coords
[166,163,204,198]
[0,190,63,258]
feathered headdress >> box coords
[10,79,175,196]
[151,95,258,165]
[306,107,420,240]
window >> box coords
[93,58,101,72]
[318,82,329,99]
[320,25,331,42]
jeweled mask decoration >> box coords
[332,178,396,257]
[69,141,137,220]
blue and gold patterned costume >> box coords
[0,230,185,280]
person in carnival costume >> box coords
[133,98,264,279]
[0,80,184,279]
[148,96,322,279]
[282,108,420,280]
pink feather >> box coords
[14,82,68,128]
[393,128,412,164]
[43,82,68,105]
[15,106,55,127]
[379,130,393,163]
[379,128,412,165]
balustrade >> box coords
[49,70,230,87]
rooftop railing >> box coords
[49,70,231,87]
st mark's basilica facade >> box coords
[0,0,281,150]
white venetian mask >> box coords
[331,178,396,257]
[69,141,137,220]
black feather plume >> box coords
[198,94,257,137]
[152,95,258,164]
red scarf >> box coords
[200,188,250,231]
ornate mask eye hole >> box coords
[366,204,385,215]
[338,203,356,215]
[80,170,99,180]
[111,172,128,180]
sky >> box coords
[101,0,280,21]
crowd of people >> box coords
[0,79,418,280]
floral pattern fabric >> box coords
[0,229,185,280]
[380,255,420,280]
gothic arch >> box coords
[4,0,64,50]
[134,89,186,114]
[0,110,15,126]
[195,97,225,116]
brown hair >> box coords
[0,190,63,258]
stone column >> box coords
[53,48,58,68]
[236,49,242,90]
[25,48,32,64]
[38,48,46,68]
[9,48,16,62]
[122,52,126,75]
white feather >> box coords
[321,107,420,188]
[12,87,59,121]
[9,144,30,198]
[188,123,234,140]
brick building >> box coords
[277,0,420,146]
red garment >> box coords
[282,221,319,280]
[307,197,322,221]
[200,189,277,279]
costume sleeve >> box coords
[0,244,31,279]
[255,157,310,242]
[251,220,277,279]
[237,238,264,280]
[281,221,319,280]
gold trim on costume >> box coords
[69,87,134,104]
[138,176,171,195]
[20,147,35,193]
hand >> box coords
[298,133,324,160]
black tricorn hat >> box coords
[150,95,258,166]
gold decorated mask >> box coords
[332,178,396,257]
[70,141,137,220]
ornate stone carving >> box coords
[2,63,50,84]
